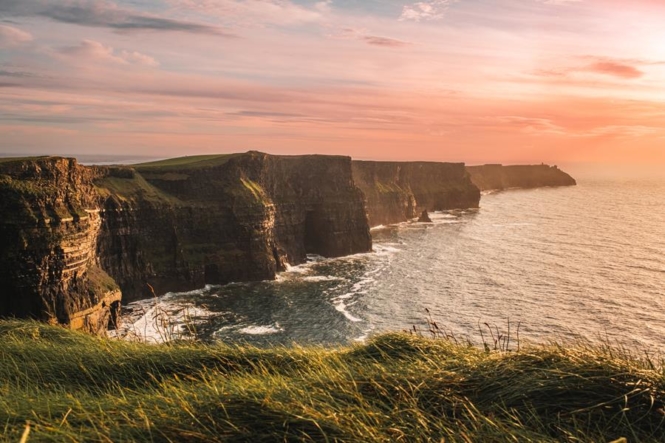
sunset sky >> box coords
[0,0,664,164]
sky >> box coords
[0,0,664,165]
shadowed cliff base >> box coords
[0,320,662,442]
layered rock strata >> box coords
[0,158,120,335]
[352,161,480,227]
[467,164,577,191]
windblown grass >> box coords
[1,320,664,442]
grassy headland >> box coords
[1,320,664,442]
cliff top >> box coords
[353,159,466,167]
[0,156,50,164]
[135,154,241,170]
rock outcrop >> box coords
[352,161,480,227]
[467,164,576,191]
[0,157,121,335]
[418,210,432,223]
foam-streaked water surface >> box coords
[116,175,665,352]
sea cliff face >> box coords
[467,164,576,191]
[0,154,572,334]
[95,152,372,302]
[0,153,372,331]
[352,161,480,227]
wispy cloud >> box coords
[329,28,411,48]
[0,25,33,46]
[534,57,650,80]
[171,0,331,27]
[58,40,159,67]
[584,59,644,79]
[399,0,458,22]
[538,0,582,5]
[0,0,231,35]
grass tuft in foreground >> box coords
[1,320,664,442]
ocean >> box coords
[114,172,665,353]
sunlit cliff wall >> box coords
[352,161,481,227]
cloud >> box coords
[59,40,159,67]
[362,35,412,48]
[0,69,36,78]
[584,60,643,79]
[171,0,330,27]
[534,57,647,80]
[581,125,660,138]
[399,0,457,22]
[0,0,231,35]
[329,28,411,49]
[495,116,567,136]
[495,116,662,139]
[0,25,33,46]
[537,0,582,5]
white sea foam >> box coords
[284,262,312,274]
[113,301,218,344]
[333,301,363,322]
[373,244,401,254]
[303,275,347,282]
[239,323,284,335]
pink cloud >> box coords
[58,40,159,67]
[171,0,330,27]
[399,0,457,22]
[585,60,643,79]
[328,28,411,48]
[533,57,648,81]
[0,25,33,46]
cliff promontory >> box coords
[352,161,480,227]
[467,164,576,191]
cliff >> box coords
[352,161,480,227]
[0,152,372,332]
[0,157,121,335]
[467,164,576,191]
[2,154,570,334]
[96,152,372,302]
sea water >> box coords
[115,173,665,353]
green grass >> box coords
[94,174,180,204]
[0,156,49,165]
[135,154,240,171]
[1,320,664,442]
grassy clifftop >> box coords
[1,320,663,442]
